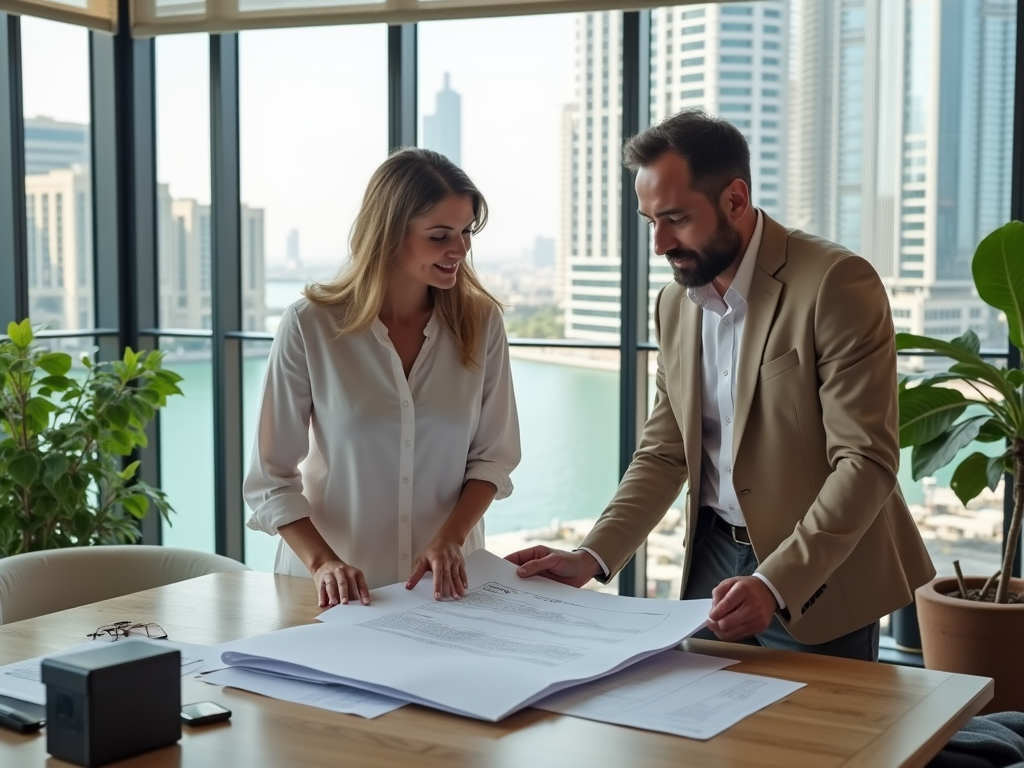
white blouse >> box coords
[243,298,522,588]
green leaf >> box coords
[121,494,149,519]
[42,454,70,489]
[119,459,140,481]
[106,403,130,430]
[6,320,32,348]
[977,420,1010,442]
[898,386,969,448]
[950,452,1006,507]
[973,221,1024,349]
[8,451,41,487]
[38,375,73,391]
[910,415,991,480]
[950,330,982,355]
[896,333,1015,400]
[36,352,72,377]
[53,474,75,505]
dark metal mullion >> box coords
[210,34,245,562]
[0,14,27,328]
[617,11,651,598]
[388,24,417,150]
[1004,7,1024,580]
[90,0,162,545]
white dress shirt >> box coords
[243,298,522,589]
[583,211,784,609]
[686,210,784,609]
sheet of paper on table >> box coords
[199,666,407,719]
[0,638,223,706]
[536,650,805,740]
[215,549,713,722]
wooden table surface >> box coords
[0,571,992,768]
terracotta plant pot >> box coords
[916,575,1024,714]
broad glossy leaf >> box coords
[121,494,149,519]
[106,403,130,430]
[973,221,1024,349]
[911,415,991,480]
[6,320,32,348]
[898,386,969,447]
[42,454,70,489]
[36,352,72,377]
[119,459,140,481]
[950,452,1005,506]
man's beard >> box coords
[666,211,742,288]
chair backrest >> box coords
[0,545,250,625]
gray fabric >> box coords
[927,712,1024,768]
[681,507,879,661]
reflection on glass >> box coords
[156,34,211,330]
[21,17,92,337]
[242,341,276,572]
[240,26,388,336]
[418,15,596,342]
[159,337,214,552]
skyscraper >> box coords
[24,117,90,175]
[423,73,463,167]
[562,4,788,341]
[789,0,1015,347]
[286,228,301,270]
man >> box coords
[508,111,934,661]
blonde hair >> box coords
[305,147,502,369]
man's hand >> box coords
[505,546,603,587]
[705,576,778,641]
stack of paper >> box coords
[213,549,712,722]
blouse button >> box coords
[402,477,409,484]
[402,553,408,560]
[404,439,411,446]
[401,515,408,522]
[403,400,409,407]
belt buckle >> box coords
[730,525,750,546]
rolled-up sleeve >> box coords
[464,309,521,500]
[243,305,315,535]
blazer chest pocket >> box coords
[759,348,799,383]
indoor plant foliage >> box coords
[897,220,1024,604]
[0,320,183,556]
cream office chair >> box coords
[0,545,250,625]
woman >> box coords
[243,148,521,608]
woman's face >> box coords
[393,194,476,292]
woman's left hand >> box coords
[407,536,468,600]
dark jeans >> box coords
[682,507,880,662]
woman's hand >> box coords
[313,559,370,607]
[407,536,468,600]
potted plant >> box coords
[0,320,183,556]
[897,220,1024,713]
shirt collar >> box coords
[686,209,764,310]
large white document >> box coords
[0,639,222,706]
[199,667,406,719]
[216,549,711,722]
[537,651,804,740]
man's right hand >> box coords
[505,546,603,587]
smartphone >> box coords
[180,701,232,727]
[0,702,45,734]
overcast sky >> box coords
[23,14,575,271]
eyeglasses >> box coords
[87,620,168,642]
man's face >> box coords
[636,152,743,288]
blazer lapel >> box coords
[733,216,788,458]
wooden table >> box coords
[0,571,992,768]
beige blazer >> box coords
[580,214,935,644]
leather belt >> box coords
[707,508,752,546]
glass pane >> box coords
[159,337,214,552]
[242,340,276,572]
[240,26,389,336]
[418,15,610,341]
[22,17,92,334]
[485,355,621,595]
[155,34,211,330]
